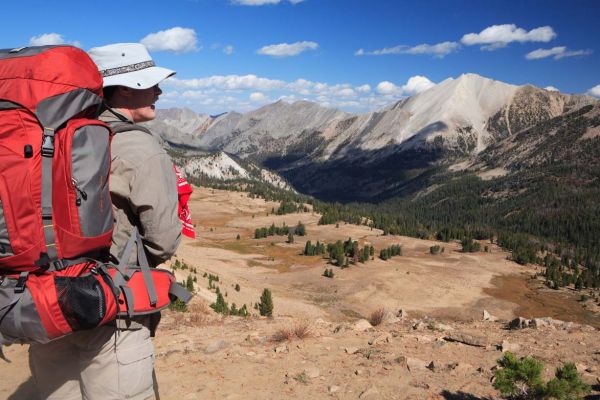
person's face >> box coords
[129,84,162,123]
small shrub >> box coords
[493,352,590,399]
[293,372,309,385]
[292,321,312,339]
[368,307,386,326]
[271,327,294,342]
[545,363,590,399]
[494,352,545,398]
[272,321,312,342]
[235,283,241,292]
[430,245,441,255]
[461,238,481,253]
[169,299,187,313]
[236,234,241,240]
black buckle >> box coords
[41,135,55,157]
[34,253,64,271]
[14,272,29,294]
[50,259,65,271]
[34,253,51,268]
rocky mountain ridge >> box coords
[154,73,597,201]
[178,151,293,191]
[154,74,595,160]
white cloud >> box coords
[544,86,559,92]
[29,33,80,47]
[167,75,286,91]
[588,85,600,98]
[335,88,356,97]
[525,46,592,60]
[356,41,459,58]
[164,73,436,113]
[249,92,267,102]
[376,76,434,96]
[140,27,198,53]
[231,0,304,4]
[402,75,435,95]
[223,45,234,55]
[376,81,400,95]
[461,24,556,50]
[257,41,318,57]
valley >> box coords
[3,186,598,399]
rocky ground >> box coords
[2,186,599,399]
[149,308,600,400]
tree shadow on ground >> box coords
[585,384,600,400]
[440,391,491,400]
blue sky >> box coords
[2,0,599,114]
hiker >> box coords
[28,43,182,400]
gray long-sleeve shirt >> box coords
[100,109,181,267]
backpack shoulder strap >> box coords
[108,121,152,135]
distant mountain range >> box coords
[148,73,597,201]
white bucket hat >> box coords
[88,43,175,89]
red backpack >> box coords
[0,46,190,347]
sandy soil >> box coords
[2,186,599,400]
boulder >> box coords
[406,357,428,371]
[397,309,407,319]
[334,324,351,333]
[530,317,551,328]
[434,323,454,332]
[426,361,438,372]
[274,344,289,353]
[412,321,427,331]
[368,333,391,345]
[353,319,373,332]
[483,310,498,322]
[303,367,320,379]
[501,340,521,353]
[444,332,487,347]
[509,317,530,330]
[328,385,341,394]
[344,347,360,355]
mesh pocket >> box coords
[55,275,106,330]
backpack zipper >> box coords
[71,178,88,206]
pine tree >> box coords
[186,275,194,292]
[239,304,249,317]
[304,240,313,256]
[210,292,229,315]
[259,288,274,317]
[295,222,306,236]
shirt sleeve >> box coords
[129,152,182,266]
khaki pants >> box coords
[29,325,155,400]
